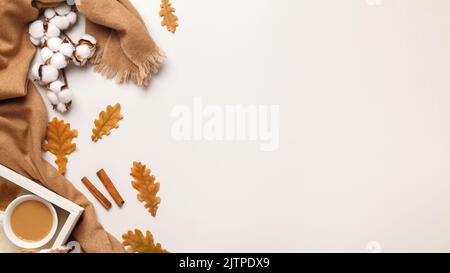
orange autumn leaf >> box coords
[160,0,178,33]
[0,178,21,211]
[131,162,161,217]
[91,103,123,142]
[42,118,78,175]
[122,229,168,253]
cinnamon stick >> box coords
[81,176,112,209]
[96,169,125,207]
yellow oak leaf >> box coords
[122,229,168,253]
[0,178,21,211]
[131,162,161,217]
[42,118,78,175]
[91,103,123,142]
[160,0,178,33]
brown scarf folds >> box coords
[0,0,164,252]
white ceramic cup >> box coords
[0,195,58,249]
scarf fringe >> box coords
[90,48,166,87]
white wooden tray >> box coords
[0,163,83,252]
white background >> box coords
[37,0,450,252]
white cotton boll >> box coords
[49,16,62,29]
[50,15,70,30]
[30,36,41,47]
[76,44,91,59]
[58,17,70,30]
[47,37,62,52]
[56,103,67,113]
[45,23,61,38]
[40,47,54,62]
[49,81,65,93]
[44,8,56,20]
[46,91,59,105]
[66,0,76,5]
[40,65,59,84]
[71,57,83,66]
[30,64,41,80]
[58,88,73,103]
[66,11,77,25]
[59,42,74,57]
[81,34,97,46]
[29,20,44,39]
[50,53,68,69]
[55,4,71,16]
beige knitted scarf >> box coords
[0,0,164,252]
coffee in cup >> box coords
[10,200,53,242]
[0,195,58,249]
